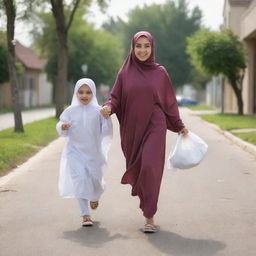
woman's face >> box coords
[77,84,93,105]
[134,36,152,62]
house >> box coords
[223,0,256,114]
[0,41,52,108]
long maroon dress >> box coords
[106,31,184,218]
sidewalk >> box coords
[0,108,55,131]
[1,109,256,255]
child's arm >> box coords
[56,109,71,137]
[100,114,113,136]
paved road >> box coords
[0,108,55,130]
[0,108,256,256]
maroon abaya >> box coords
[106,31,185,218]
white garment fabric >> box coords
[56,78,113,201]
[77,198,90,216]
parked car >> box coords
[176,96,198,106]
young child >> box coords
[56,78,113,227]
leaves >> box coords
[103,0,202,87]
[32,9,123,86]
[187,29,246,78]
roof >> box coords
[228,0,252,6]
[15,41,45,71]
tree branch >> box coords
[66,0,80,32]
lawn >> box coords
[188,104,218,111]
[0,104,54,114]
[232,132,256,145]
[0,117,58,176]
[200,113,256,145]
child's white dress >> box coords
[56,78,113,201]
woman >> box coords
[101,31,188,233]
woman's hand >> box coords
[100,106,111,118]
[61,123,71,130]
[178,127,189,136]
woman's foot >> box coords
[143,223,158,233]
[143,217,158,233]
[82,215,93,227]
[90,201,99,210]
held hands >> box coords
[61,123,71,130]
[178,127,189,136]
[100,106,111,119]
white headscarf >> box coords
[71,78,99,107]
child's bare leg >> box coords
[90,201,99,210]
[145,217,154,225]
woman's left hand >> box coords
[178,127,189,136]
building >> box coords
[0,41,52,108]
[223,0,256,114]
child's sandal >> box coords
[82,216,93,227]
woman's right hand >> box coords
[178,127,189,136]
[100,106,111,118]
[61,123,71,130]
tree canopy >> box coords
[33,10,123,87]
[187,29,247,114]
[103,0,202,88]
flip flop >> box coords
[82,217,93,227]
[90,201,99,210]
[143,223,158,233]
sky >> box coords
[87,0,225,30]
[13,0,225,46]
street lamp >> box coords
[81,64,88,75]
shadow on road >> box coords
[62,221,128,248]
[145,230,226,256]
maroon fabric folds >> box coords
[106,31,184,218]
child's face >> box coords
[77,84,93,105]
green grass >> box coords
[233,132,256,145]
[0,104,54,114]
[200,113,256,130]
[188,104,218,111]
[200,113,256,145]
[0,117,58,176]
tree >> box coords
[32,10,123,97]
[49,0,80,118]
[49,0,109,118]
[3,0,24,132]
[0,33,9,83]
[103,0,202,88]
[187,29,246,115]
[24,0,108,117]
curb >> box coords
[205,121,256,158]
[187,109,256,158]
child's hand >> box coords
[61,123,71,130]
[100,106,111,118]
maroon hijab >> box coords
[121,31,160,74]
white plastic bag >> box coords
[168,132,208,170]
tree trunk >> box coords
[229,77,244,115]
[51,0,80,118]
[3,0,24,132]
[55,33,68,118]
[50,0,68,118]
